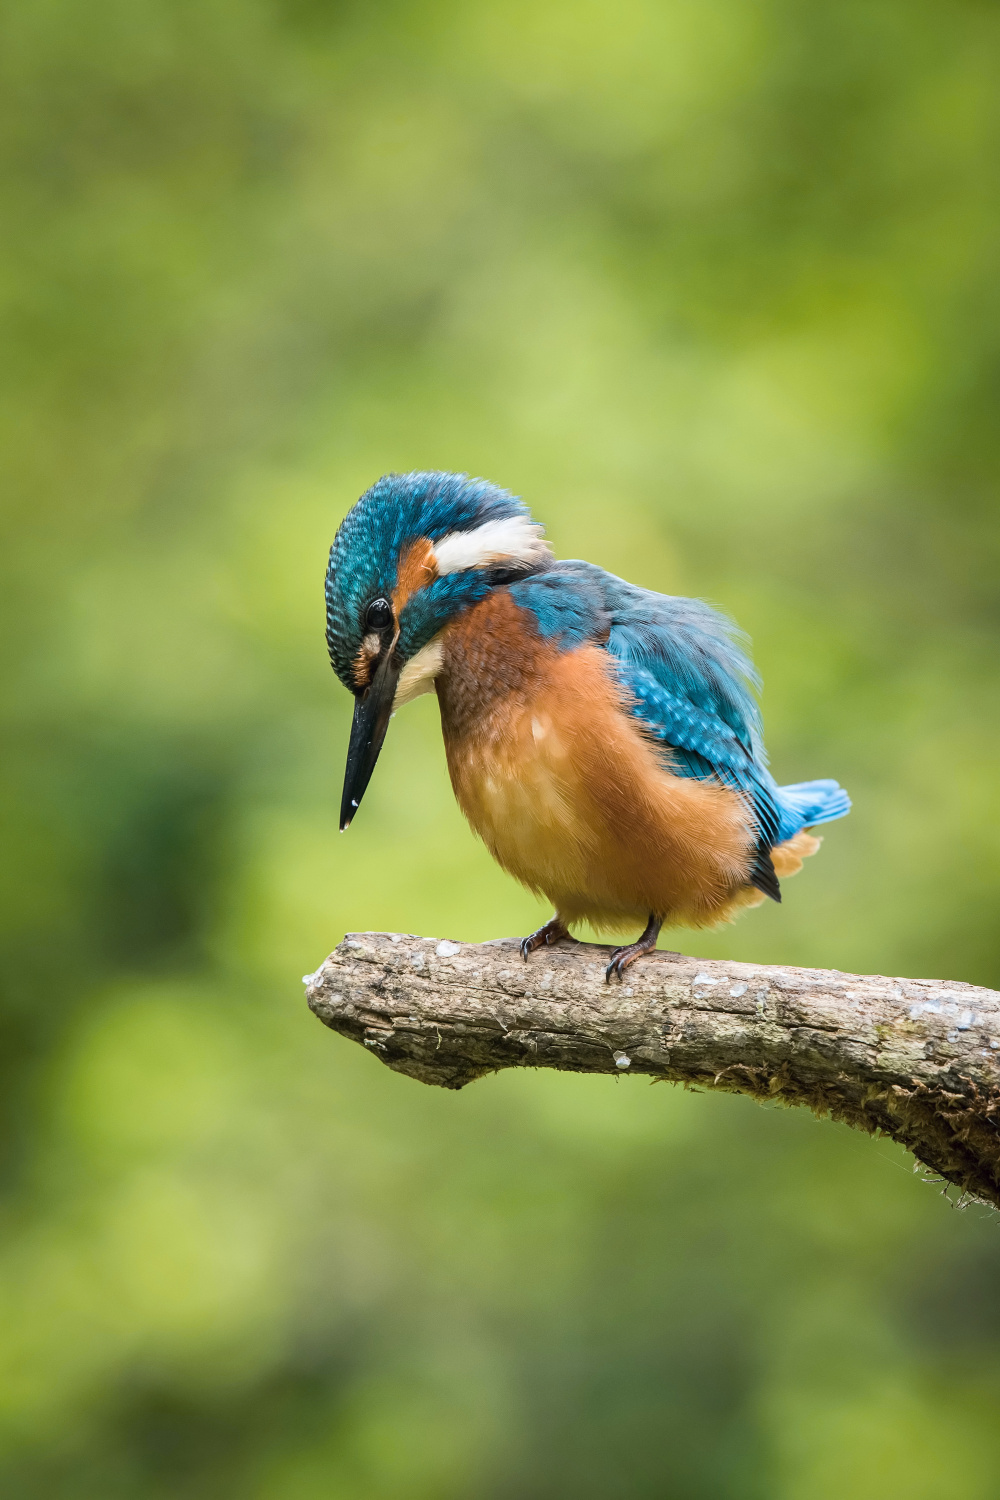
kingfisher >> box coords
[325,472,850,980]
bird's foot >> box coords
[605,914,665,983]
[605,942,657,982]
[520,917,570,963]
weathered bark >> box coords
[305,933,1000,1208]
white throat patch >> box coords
[432,515,551,576]
[393,635,445,710]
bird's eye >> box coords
[365,597,393,631]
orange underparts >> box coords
[435,590,819,934]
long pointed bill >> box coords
[340,651,401,830]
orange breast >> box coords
[435,592,756,931]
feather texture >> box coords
[325,471,850,935]
[508,560,849,888]
[433,517,551,576]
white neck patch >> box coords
[393,635,445,710]
[432,515,551,576]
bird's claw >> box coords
[605,944,681,982]
[605,946,638,983]
[520,918,569,962]
[604,916,667,982]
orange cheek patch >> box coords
[392,537,437,614]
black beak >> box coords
[340,649,401,830]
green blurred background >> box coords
[3,0,1000,1494]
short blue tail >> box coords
[775,779,851,843]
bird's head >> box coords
[326,471,551,829]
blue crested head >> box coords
[326,470,551,827]
[325,470,548,691]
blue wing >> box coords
[509,562,849,901]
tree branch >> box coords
[305,933,1000,1208]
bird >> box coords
[325,471,850,981]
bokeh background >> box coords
[3,0,1000,1495]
